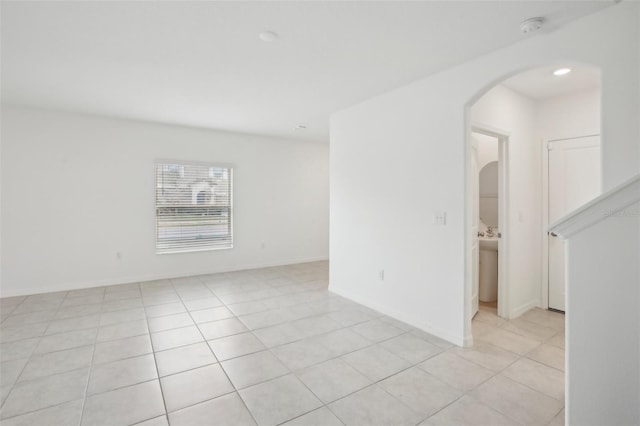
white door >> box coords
[471,141,480,317]
[548,135,601,311]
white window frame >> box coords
[155,159,234,254]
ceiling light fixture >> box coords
[520,17,545,34]
[296,125,307,130]
[259,31,279,42]
[553,68,572,76]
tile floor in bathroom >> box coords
[0,261,565,425]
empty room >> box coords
[1,1,639,426]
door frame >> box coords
[541,134,602,310]
[470,137,480,318]
[465,122,510,344]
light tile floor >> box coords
[0,262,566,425]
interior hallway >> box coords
[1,262,565,425]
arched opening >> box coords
[463,63,603,419]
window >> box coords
[156,161,233,254]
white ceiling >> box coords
[502,64,601,100]
[1,1,612,143]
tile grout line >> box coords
[468,312,566,423]
[1,264,564,426]
[190,271,334,425]
[142,279,187,426]
[77,286,107,426]
[232,273,345,426]
[1,290,71,412]
[215,272,561,421]
[0,264,328,422]
[0,290,104,423]
[243,314,441,424]
[320,311,563,425]
[0,323,555,423]
[169,275,260,426]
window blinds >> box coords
[156,161,233,254]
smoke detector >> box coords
[259,31,279,42]
[520,17,545,34]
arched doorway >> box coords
[464,63,602,343]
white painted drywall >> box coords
[0,107,2,292]
[474,133,499,170]
[0,106,329,296]
[478,162,498,196]
[537,87,601,313]
[330,1,639,352]
[475,134,499,229]
[537,88,601,142]
[564,202,639,425]
[478,162,498,228]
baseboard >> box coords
[462,332,474,347]
[329,285,465,346]
[509,298,540,319]
[0,255,329,298]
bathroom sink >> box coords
[479,238,498,251]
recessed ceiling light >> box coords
[553,68,572,76]
[296,125,307,130]
[259,31,279,42]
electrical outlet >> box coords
[116,251,122,260]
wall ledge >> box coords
[549,173,640,238]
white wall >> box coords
[0,107,2,292]
[537,88,601,142]
[330,2,639,348]
[561,200,640,425]
[472,85,540,317]
[475,133,499,229]
[474,133,498,170]
[0,105,330,297]
[537,87,601,311]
